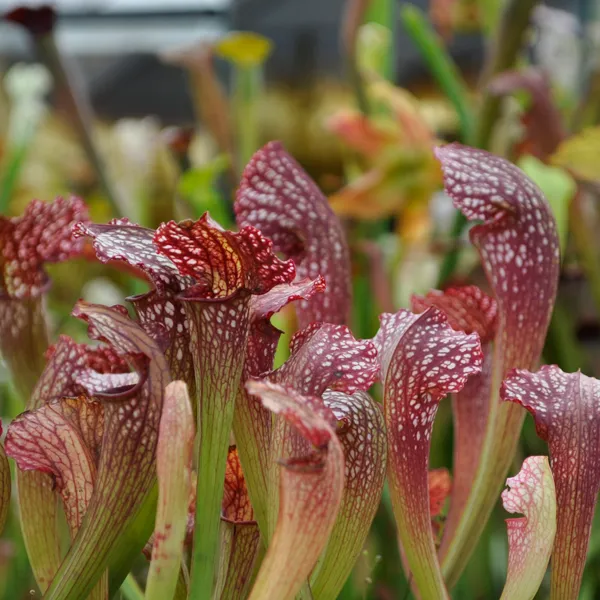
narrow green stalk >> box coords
[400,4,475,287]
[186,297,250,599]
[0,143,29,214]
[474,0,540,149]
[341,0,372,115]
[349,61,371,116]
[119,574,144,600]
[400,5,475,144]
[189,396,236,598]
[234,65,261,175]
[569,192,600,317]
[545,300,590,373]
[365,0,395,80]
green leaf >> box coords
[518,154,575,253]
[178,156,231,226]
[551,126,600,183]
[400,4,475,145]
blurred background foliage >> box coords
[2,0,600,598]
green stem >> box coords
[400,4,476,287]
[234,65,261,175]
[400,4,475,145]
[189,398,236,598]
[474,0,540,149]
[0,143,29,214]
[187,299,250,599]
[432,0,539,286]
[545,300,589,373]
[120,574,144,600]
[348,60,371,116]
[365,0,395,80]
[436,212,467,288]
[570,191,600,317]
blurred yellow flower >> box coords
[214,32,273,67]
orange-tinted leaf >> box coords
[429,468,452,518]
[327,110,397,159]
[75,219,195,396]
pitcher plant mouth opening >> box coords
[4,11,600,594]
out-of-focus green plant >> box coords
[0,63,51,213]
[215,32,273,174]
[178,155,232,227]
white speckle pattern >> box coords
[75,218,196,395]
[412,285,498,343]
[273,322,379,396]
[235,141,351,326]
[312,389,387,598]
[234,275,328,530]
[1,196,88,299]
[374,306,483,591]
[435,144,559,372]
[130,290,193,397]
[411,285,497,539]
[154,214,295,300]
[501,365,600,597]
[246,380,335,448]
[250,276,326,322]
[74,219,191,294]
